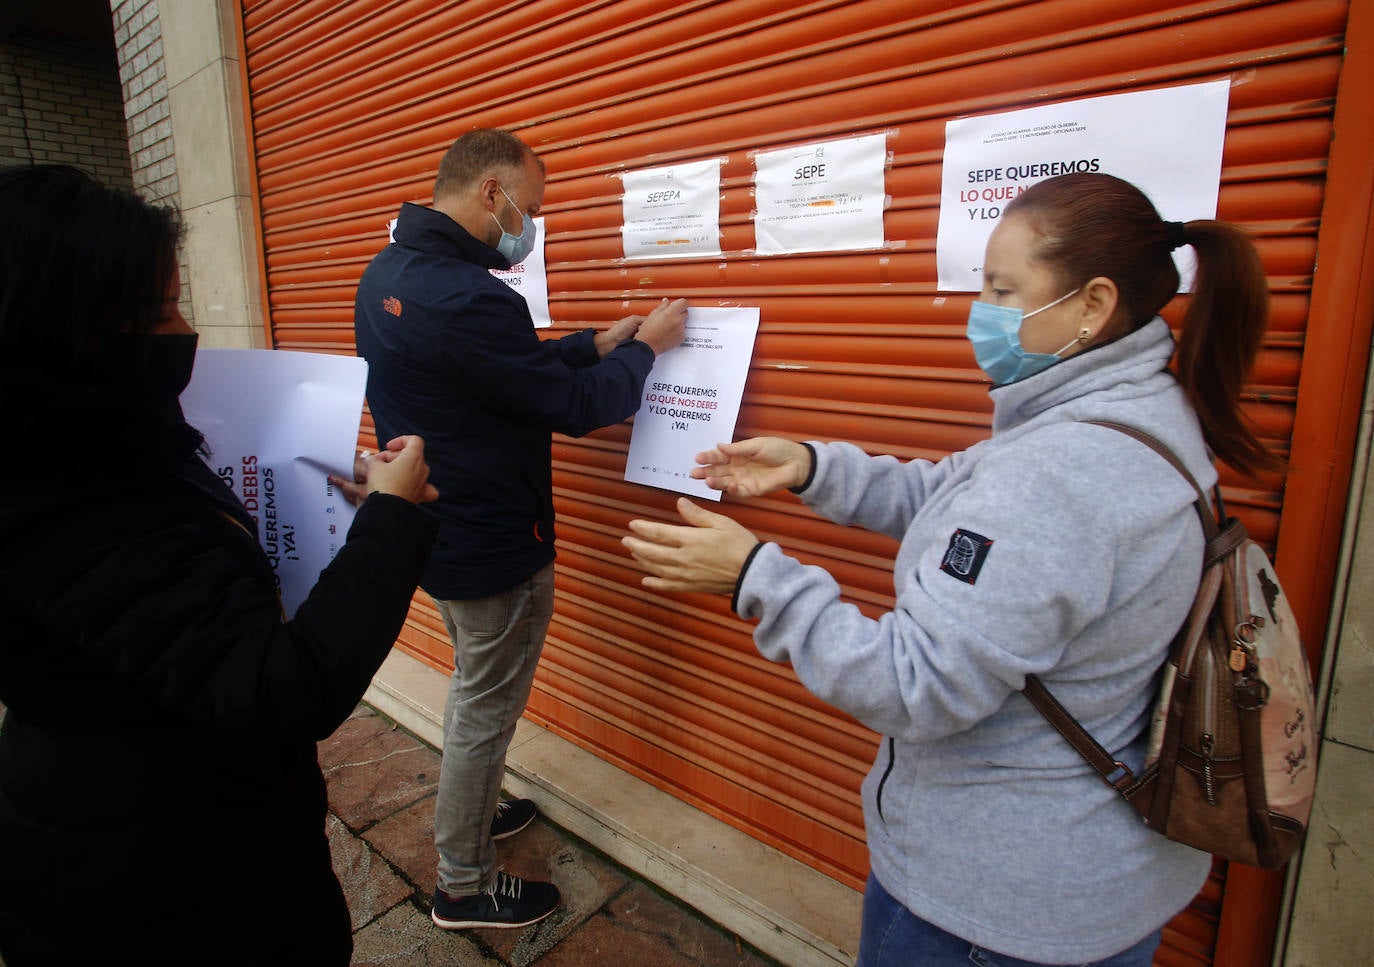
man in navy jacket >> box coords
[354,128,687,931]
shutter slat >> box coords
[240,1,1363,960]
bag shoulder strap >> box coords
[1022,420,1220,795]
[1023,674,1141,792]
[1080,420,1219,538]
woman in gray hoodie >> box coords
[623,173,1277,967]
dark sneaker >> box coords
[431,872,561,930]
[490,798,538,840]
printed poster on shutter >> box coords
[936,80,1230,292]
[753,133,888,255]
[625,306,760,501]
[621,159,722,259]
[181,349,368,618]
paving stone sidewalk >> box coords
[324,703,782,967]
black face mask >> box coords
[108,332,199,402]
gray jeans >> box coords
[431,563,554,896]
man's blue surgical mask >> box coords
[966,287,1082,386]
[491,185,536,265]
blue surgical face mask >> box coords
[966,287,1083,385]
[491,185,536,265]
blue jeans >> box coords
[856,873,1161,967]
[431,563,554,896]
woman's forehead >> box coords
[985,216,1042,277]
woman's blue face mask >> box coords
[966,287,1081,385]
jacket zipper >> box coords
[1198,641,1219,806]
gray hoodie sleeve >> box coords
[734,426,1199,743]
[792,440,962,539]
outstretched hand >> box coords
[690,437,812,499]
[328,435,440,506]
[623,498,760,595]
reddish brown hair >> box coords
[1004,172,1277,478]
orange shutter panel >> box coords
[236,2,1372,963]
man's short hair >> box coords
[434,129,544,200]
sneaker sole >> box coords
[491,812,536,841]
[431,906,556,930]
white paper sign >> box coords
[625,307,761,500]
[180,349,368,618]
[490,216,551,328]
[754,133,888,255]
[936,80,1230,291]
[621,160,722,259]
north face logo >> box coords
[383,296,402,316]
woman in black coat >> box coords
[0,164,439,965]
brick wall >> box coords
[0,37,132,187]
[111,0,176,205]
[109,0,191,322]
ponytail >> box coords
[1005,173,1279,480]
[1173,220,1279,477]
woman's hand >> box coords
[623,498,760,594]
[690,437,812,498]
[329,435,440,506]
[328,451,371,507]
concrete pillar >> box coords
[111,0,265,347]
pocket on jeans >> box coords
[454,589,514,638]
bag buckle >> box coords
[1105,761,1134,791]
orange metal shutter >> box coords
[236,2,1372,963]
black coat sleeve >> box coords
[438,287,656,438]
[7,488,436,742]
